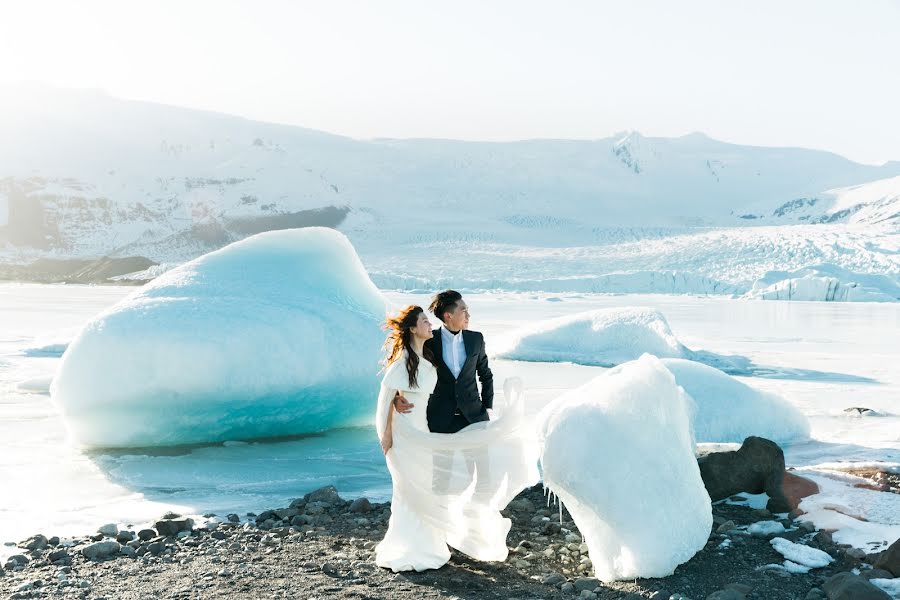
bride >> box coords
[374,305,540,572]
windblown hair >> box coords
[383,305,435,388]
[429,289,462,323]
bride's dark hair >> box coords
[383,305,435,388]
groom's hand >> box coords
[393,392,414,414]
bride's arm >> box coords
[375,382,398,453]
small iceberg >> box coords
[660,358,810,445]
[494,306,749,373]
[538,355,712,582]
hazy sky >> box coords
[2,0,899,164]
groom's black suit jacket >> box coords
[425,329,494,434]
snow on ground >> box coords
[795,471,900,552]
[747,521,786,537]
[746,264,900,302]
[538,355,712,582]
[660,359,810,445]
[872,578,900,598]
[769,537,833,569]
[50,228,387,448]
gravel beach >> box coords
[3,482,896,600]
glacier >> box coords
[745,264,900,302]
[659,359,810,445]
[538,355,712,582]
[50,228,387,448]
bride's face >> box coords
[412,311,433,341]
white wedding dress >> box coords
[374,350,540,572]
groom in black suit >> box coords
[394,290,494,434]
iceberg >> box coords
[659,359,810,445]
[494,306,750,373]
[538,355,712,582]
[495,307,689,366]
[745,264,900,302]
[51,228,387,448]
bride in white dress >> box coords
[374,305,540,572]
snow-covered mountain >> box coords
[762,176,900,225]
[2,84,900,264]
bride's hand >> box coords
[380,431,393,454]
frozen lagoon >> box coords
[1,283,898,555]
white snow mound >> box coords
[746,264,900,302]
[769,537,833,569]
[495,307,688,366]
[51,228,387,448]
[538,354,712,582]
[659,359,810,445]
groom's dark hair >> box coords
[429,289,462,323]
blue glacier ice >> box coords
[51,228,387,448]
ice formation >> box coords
[659,359,810,445]
[537,354,712,582]
[51,228,387,448]
[746,264,900,302]
[769,537,833,569]
[495,307,689,366]
[747,521,787,537]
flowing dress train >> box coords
[374,351,540,572]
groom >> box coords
[394,289,494,433]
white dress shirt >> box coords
[439,325,467,379]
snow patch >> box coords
[769,537,833,569]
[872,578,900,598]
[747,521,787,537]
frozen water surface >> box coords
[1,284,898,554]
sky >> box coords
[1,0,899,165]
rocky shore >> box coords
[2,482,898,600]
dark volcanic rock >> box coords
[698,436,791,512]
[821,572,891,600]
[154,518,194,537]
[873,536,900,576]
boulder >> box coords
[21,534,48,551]
[304,485,343,505]
[697,436,790,512]
[81,540,121,560]
[154,518,193,537]
[349,498,372,513]
[821,572,891,600]
[873,537,900,576]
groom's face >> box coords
[444,299,470,331]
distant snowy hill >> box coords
[2,84,900,260]
[1,84,898,299]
